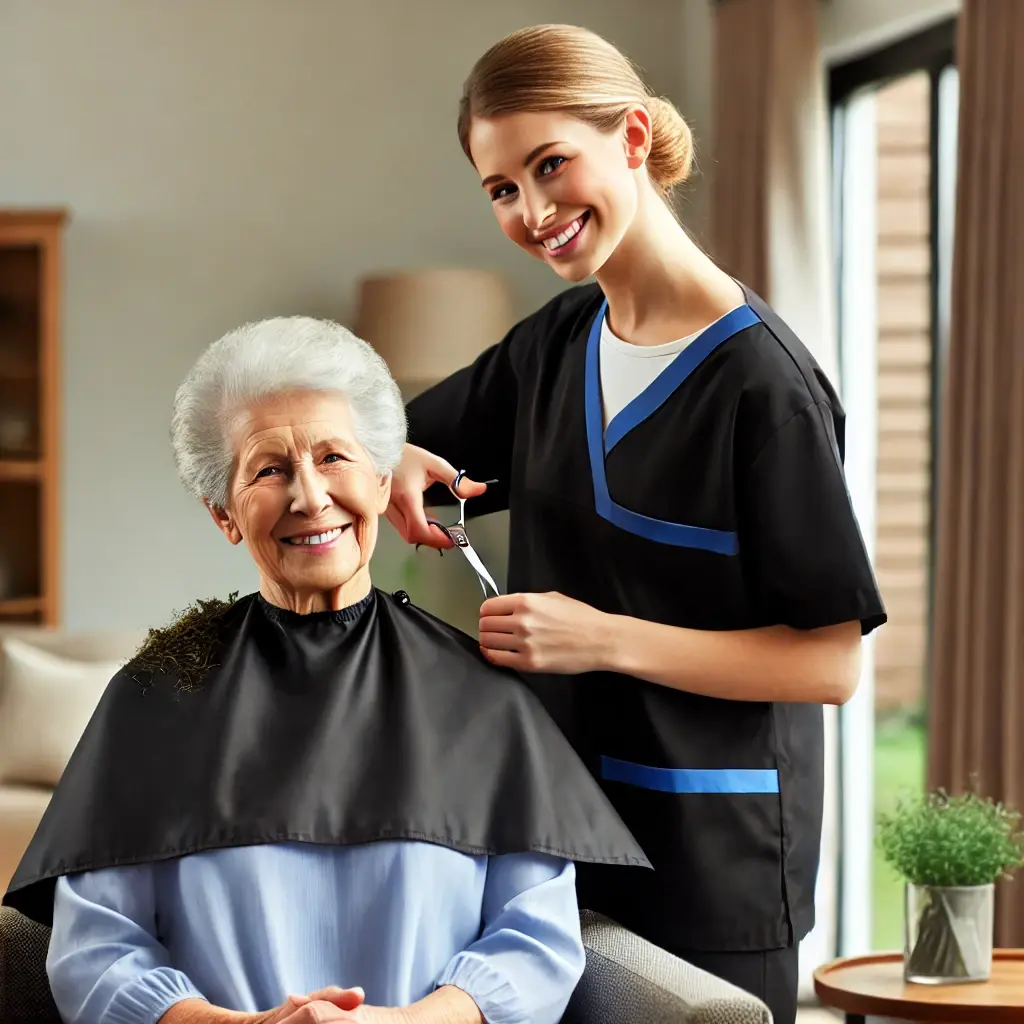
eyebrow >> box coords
[242,435,352,463]
[480,141,566,189]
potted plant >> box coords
[877,789,1024,984]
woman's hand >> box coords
[260,988,366,1023]
[479,592,613,674]
[385,444,487,549]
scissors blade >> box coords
[459,540,501,598]
[446,523,500,598]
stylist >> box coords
[387,25,885,1024]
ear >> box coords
[622,106,653,171]
[375,472,393,515]
[204,499,243,545]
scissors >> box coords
[422,470,501,598]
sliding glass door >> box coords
[828,20,959,957]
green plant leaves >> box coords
[877,790,1024,887]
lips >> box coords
[539,211,590,252]
[281,525,350,546]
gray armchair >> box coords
[0,905,772,1023]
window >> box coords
[829,19,958,955]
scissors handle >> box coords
[450,471,499,496]
[412,472,502,598]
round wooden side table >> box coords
[814,950,1024,1022]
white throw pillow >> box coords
[0,637,123,788]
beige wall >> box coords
[0,0,687,631]
[821,0,960,61]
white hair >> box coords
[171,316,406,507]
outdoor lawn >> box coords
[872,713,927,950]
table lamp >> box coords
[354,269,514,397]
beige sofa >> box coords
[0,627,143,893]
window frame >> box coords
[828,17,958,954]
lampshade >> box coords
[354,269,514,387]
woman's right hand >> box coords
[386,443,487,549]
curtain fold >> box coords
[926,0,1024,947]
[710,0,835,378]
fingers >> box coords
[480,594,523,617]
[450,474,488,499]
[388,444,489,548]
[393,494,453,549]
[478,616,519,636]
[305,986,365,1010]
[420,452,487,500]
[282,1000,360,1023]
[264,995,312,1023]
[420,451,460,490]
[480,646,520,669]
[480,629,523,651]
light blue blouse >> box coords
[46,840,584,1024]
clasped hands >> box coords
[260,986,390,1023]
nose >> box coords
[289,462,332,518]
[521,185,556,235]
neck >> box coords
[260,566,373,615]
[594,184,743,340]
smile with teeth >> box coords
[541,212,589,251]
[282,525,349,546]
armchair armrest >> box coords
[566,910,773,1024]
[0,905,61,1024]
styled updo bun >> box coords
[458,24,694,198]
[646,96,694,190]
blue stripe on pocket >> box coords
[600,756,780,794]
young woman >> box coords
[386,25,886,1024]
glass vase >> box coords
[904,883,994,983]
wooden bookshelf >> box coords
[0,209,66,627]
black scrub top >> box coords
[406,282,886,954]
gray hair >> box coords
[171,316,406,507]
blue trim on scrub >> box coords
[604,304,763,454]
[585,300,760,554]
[600,756,780,794]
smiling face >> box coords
[468,108,652,283]
[207,389,391,613]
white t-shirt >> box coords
[598,316,709,428]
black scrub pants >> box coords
[681,946,799,1024]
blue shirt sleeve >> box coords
[47,868,207,1024]
[435,854,584,1024]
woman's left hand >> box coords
[479,592,613,674]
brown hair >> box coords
[457,24,693,196]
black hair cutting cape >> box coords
[4,589,649,927]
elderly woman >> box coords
[3,317,646,1024]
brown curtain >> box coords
[710,0,835,376]
[927,0,1024,946]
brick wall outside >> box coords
[873,72,933,715]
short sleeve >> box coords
[406,329,521,517]
[737,401,887,634]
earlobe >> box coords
[204,499,243,546]
[376,472,393,514]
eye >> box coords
[490,182,518,202]
[537,155,567,177]
[254,466,281,480]
[323,453,345,464]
